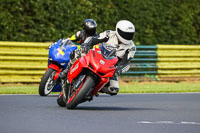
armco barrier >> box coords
[157,45,200,81]
[0,41,200,83]
[124,44,200,81]
[0,41,49,82]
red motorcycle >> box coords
[57,43,118,109]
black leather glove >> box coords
[80,43,90,54]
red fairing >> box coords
[85,49,118,78]
[53,72,60,80]
[67,57,87,83]
[67,46,118,85]
[48,64,61,80]
[91,77,109,95]
[48,64,61,72]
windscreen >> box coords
[100,43,116,59]
[60,39,74,46]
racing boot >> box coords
[100,76,119,96]
[53,65,70,85]
[58,48,81,80]
[54,62,72,94]
[59,61,73,80]
[101,86,119,96]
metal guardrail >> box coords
[0,41,200,82]
[124,44,200,81]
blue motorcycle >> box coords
[39,39,79,96]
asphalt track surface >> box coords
[0,93,200,133]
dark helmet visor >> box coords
[86,28,96,36]
[117,28,134,40]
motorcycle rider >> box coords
[67,19,98,44]
[55,19,97,92]
[59,20,136,96]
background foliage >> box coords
[0,0,200,44]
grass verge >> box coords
[119,82,200,93]
[0,82,200,94]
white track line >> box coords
[137,121,200,125]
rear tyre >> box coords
[39,68,56,96]
[57,80,69,107]
[66,76,95,109]
[57,91,66,107]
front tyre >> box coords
[66,76,95,109]
[39,68,56,96]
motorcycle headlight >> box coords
[60,63,66,66]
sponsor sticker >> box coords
[57,48,65,55]
[100,60,105,65]
[70,63,79,74]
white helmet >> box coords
[116,20,135,44]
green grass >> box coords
[119,82,200,93]
[0,84,39,94]
[0,84,57,94]
[0,82,200,94]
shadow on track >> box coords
[74,106,163,111]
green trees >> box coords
[0,0,199,44]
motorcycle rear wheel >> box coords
[57,91,66,107]
[39,68,56,96]
[66,75,95,109]
[57,80,69,107]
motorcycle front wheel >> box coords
[66,75,95,109]
[39,68,56,96]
